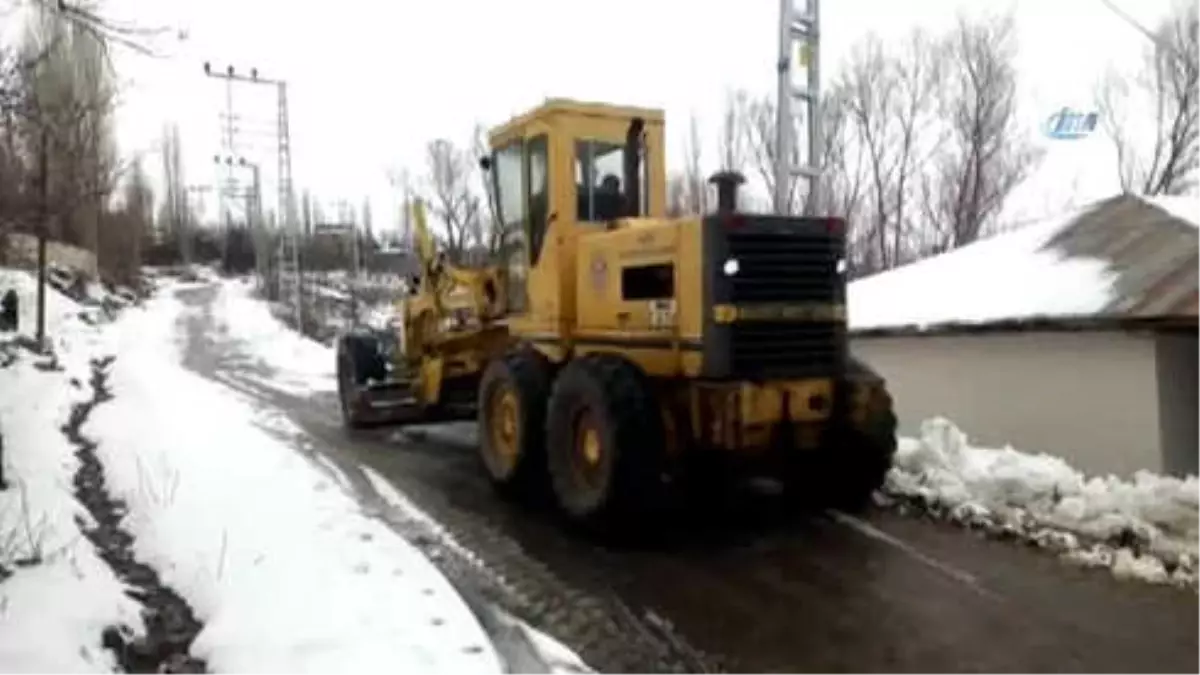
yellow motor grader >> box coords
[335,98,897,528]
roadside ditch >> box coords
[63,355,207,673]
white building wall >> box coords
[851,330,1162,478]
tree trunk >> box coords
[36,127,48,350]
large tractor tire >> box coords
[478,348,553,500]
[818,385,898,512]
[790,359,898,512]
[545,354,666,530]
[336,330,388,429]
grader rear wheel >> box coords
[545,354,666,530]
[477,349,553,499]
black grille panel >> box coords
[727,230,841,303]
[729,321,843,377]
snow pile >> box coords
[0,267,109,353]
[0,269,139,671]
[887,417,1199,588]
[85,291,502,673]
[848,202,1118,331]
[210,279,337,395]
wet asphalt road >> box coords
[173,283,1198,674]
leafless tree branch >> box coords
[1096,2,1199,196]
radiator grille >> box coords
[726,230,840,303]
[729,321,842,377]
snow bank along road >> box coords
[183,279,1196,672]
[0,270,586,674]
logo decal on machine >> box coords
[590,253,608,293]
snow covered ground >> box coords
[206,280,591,672]
[85,287,504,672]
[0,269,571,672]
[0,269,141,671]
[212,278,339,396]
[887,418,1198,588]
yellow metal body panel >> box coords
[572,217,705,378]
[490,98,668,349]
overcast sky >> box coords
[100,0,1185,232]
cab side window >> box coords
[492,140,528,312]
[526,134,549,265]
[575,140,626,222]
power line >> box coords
[1097,0,1160,43]
[1096,0,1190,66]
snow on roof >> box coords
[847,203,1119,332]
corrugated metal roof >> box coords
[1043,194,1198,319]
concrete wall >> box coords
[4,233,98,279]
[1155,331,1199,477]
[851,330,1163,478]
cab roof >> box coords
[488,98,665,148]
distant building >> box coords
[849,194,1198,478]
[368,248,419,278]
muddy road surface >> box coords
[173,283,1198,674]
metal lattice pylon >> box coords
[774,0,822,216]
[274,82,302,330]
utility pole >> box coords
[182,184,213,266]
[774,0,822,216]
[202,62,301,331]
[213,155,262,278]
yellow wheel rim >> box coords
[581,425,602,466]
[490,387,519,469]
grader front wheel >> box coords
[336,331,388,430]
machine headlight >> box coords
[723,258,740,276]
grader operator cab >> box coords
[336,98,897,529]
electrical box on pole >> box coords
[773,0,821,216]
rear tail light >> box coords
[722,214,746,229]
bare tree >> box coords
[99,156,150,284]
[158,121,187,261]
[666,172,688,217]
[810,83,870,246]
[1097,2,1199,195]
[0,0,155,267]
[838,29,943,273]
[423,137,480,264]
[717,89,748,173]
[680,113,708,214]
[741,93,803,214]
[921,12,1042,253]
[386,167,414,251]
[360,196,375,254]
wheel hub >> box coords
[490,387,519,468]
[573,410,604,487]
[581,425,601,466]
